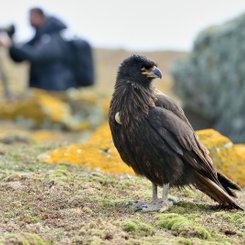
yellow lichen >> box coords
[196,129,245,186]
[42,124,135,175]
[37,90,71,124]
[102,98,111,119]
[196,129,231,150]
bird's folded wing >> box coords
[155,91,193,129]
[155,92,210,162]
[147,107,217,181]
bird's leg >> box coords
[160,183,171,210]
[135,183,174,212]
[133,182,158,209]
[134,183,162,212]
[152,182,158,204]
[161,183,175,207]
[161,183,169,204]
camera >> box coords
[0,24,15,38]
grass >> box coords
[0,142,244,244]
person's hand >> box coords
[0,33,12,48]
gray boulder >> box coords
[170,13,245,143]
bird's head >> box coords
[117,55,162,86]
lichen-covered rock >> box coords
[170,13,245,143]
[0,88,107,131]
[41,124,135,175]
[0,89,76,129]
[196,129,245,186]
[41,124,244,186]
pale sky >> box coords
[1,0,245,51]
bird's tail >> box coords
[217,171,241,197]
[194,172,243,210]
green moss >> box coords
[173,201,209,212]
[176,238,192,245]
[23,214,40,224]
[126,236,223,245]
[182,188,196,198]
[122,219,155,236]
[88,228,104,237]
[82,206,93,215]
[122,220,138,233]
[100,176,117,186]
[176,237,231,245]
[216,212,245,227]
[156,213,211,240]
[125,236,174,245]
[46,165,70,185]
[0,233,47,245]
[85,237,104,245]
[101,199,117,208]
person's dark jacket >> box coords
[9,16,75,91]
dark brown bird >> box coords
[109,55,243,212]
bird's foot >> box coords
[125,200,148,209]
[133,199,175,213]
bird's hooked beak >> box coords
[142,66,162,79]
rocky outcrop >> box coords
[171,13,245,143]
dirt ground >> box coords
[0,141,244,245]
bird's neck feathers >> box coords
[111,80,156,126]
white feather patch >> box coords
[115,112,122,125]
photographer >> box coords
[0,7,75,91]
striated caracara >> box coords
[109,55,243,212]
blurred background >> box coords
[0,0,244,143]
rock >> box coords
[196,129,245,186]
[170,13,245,143]
[0,89,74,130]
[0,88,107,131]
[0,123,75,144]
